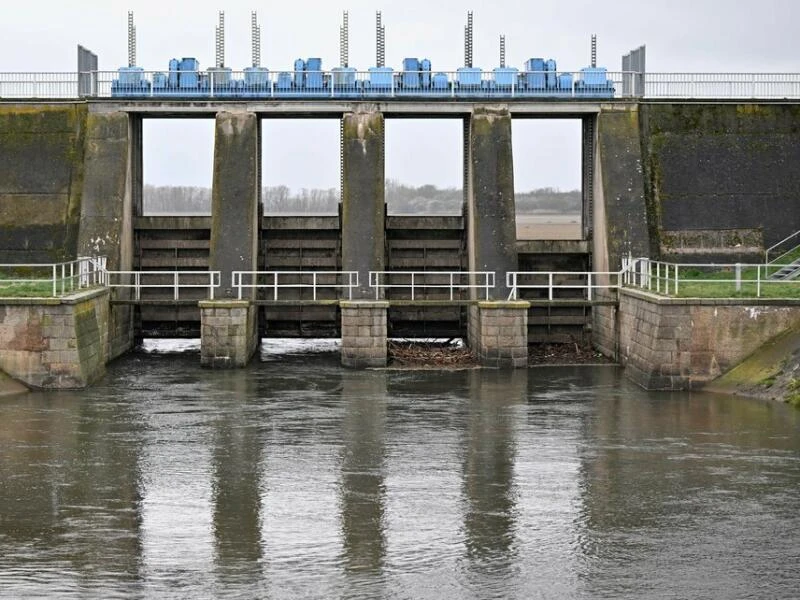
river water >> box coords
[1,342,799,599]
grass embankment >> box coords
[655,265,800,299]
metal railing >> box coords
[766,230,800,264]
[506,270,624,301]
[104,270,220,300]
[643,72,800,99]
[622,257,800,298]
[0,256,106,298]
[369,270,495,301]
[231,270,359,300]
[3,70,800,100]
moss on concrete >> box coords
[0,103,88,263]
[706,324,800,408]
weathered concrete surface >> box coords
[210,112,260,299]
[0,370,28,396]
[595,107,650,271]
[77,111,135,360]
[0,104,87,262]
[0,289,109,389]
[199,300,258,368]
[468,301,530,368]
[466,107,517,299]
[705,325,800,407]
[618,288,800,390]
[641,103,800,257]
[340,301,388,368]
[341,111,385,299]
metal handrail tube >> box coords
[766,229,800,264]
[7,70,800,100]
[0,257,106,298]
[105,270,220,300]
[231,270,359,301]
[370,270,495,301]
[505,270,624,302]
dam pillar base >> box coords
[199,300,258,368]
[340,301,388,368]
[469,301,530,368]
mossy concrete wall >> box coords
[0,104,87,263]
[594,106,650,272]
[641,103,800,260]
[0,289,110,389]
[210,111,260,299]
[466,107,518,299]
[618,288,800,390]
[76,111,135,360]
[341,110,385,299]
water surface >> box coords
[1,346,798,599]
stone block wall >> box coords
[592,289,619,361]
[340,301,388,368]
[618,288,800,389]
[468,301,529,368]
[0,289,109,389]
[199,301,258,368]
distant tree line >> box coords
[143,181,580,215]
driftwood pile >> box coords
[388,339,476,368]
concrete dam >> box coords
[2,96,800,389]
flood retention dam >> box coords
[2,99,800,389]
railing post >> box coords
[587,272,593,301]
[51,264,57,297]
[757,265,762,297]
[675,265,680,296]
[313,272,317,301]
[174,272,179,301]
[449,272,454,301]
[548,273,554,301]
[135,272,141,301]
[411,273,415,301]
[273,272,278,301]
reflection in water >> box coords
[339,372,387,575]
[211,373,264,583]
[462,370,525,561]
[0,353,798,599]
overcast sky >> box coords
[2,0,797,191]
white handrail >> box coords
[766,230,800,264]
[231,270,359,301]
[0,256,106,298]
[4,70,800,100]
[369,270,495,301]
[506,270,623,301]
[105,270,220,301]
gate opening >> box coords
[261,119,340,215]
[511,119,582,240]
[142,119,215,215]
[385,119,463,216]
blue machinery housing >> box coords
[111,57,616,99]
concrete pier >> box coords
[469,301,530,368]
[199,300,259,368]
[341,111,385,299]
[210,111,261,300]
[340,301,389,368]
[77,112,135,360]
[466,107,518,300]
